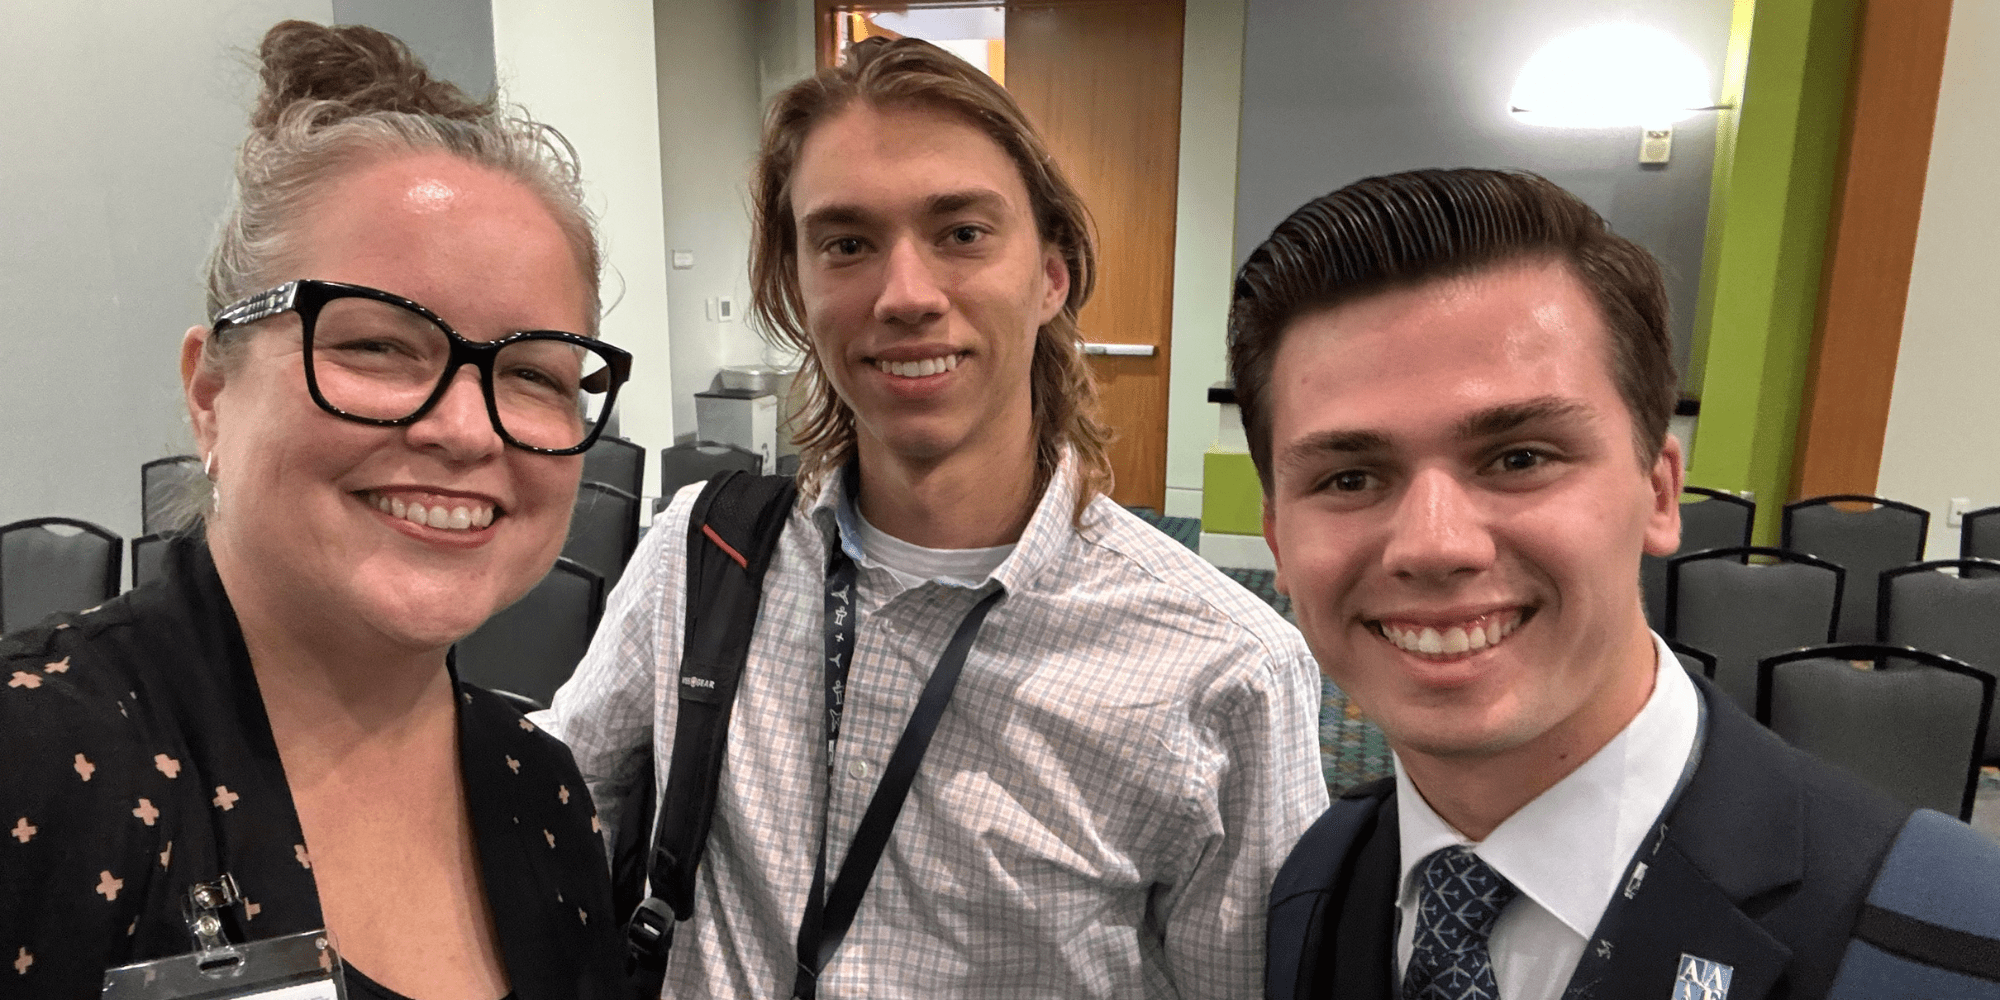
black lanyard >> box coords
[792,548,1004,999]
[1546,688,1711,988]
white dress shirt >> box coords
[1393,632,1699,1000]
[540,454,1329,999]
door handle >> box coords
[1082,343,1156,357]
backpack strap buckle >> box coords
[625,896,677,972]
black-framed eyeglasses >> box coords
[209,279,632,456]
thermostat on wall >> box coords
[1640,128,1672,164]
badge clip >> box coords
[183,873,245,972]
[104,872,344,999]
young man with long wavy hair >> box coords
[547,37,1326,999]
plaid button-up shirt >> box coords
[540,457,1327,999]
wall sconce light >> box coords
[1509,24,1726,163]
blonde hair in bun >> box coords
[202,20,601,348]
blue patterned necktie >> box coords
[1403,846,1520,1000]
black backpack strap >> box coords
[624,470,797,993]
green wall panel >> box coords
[1202,449,1264,536]
[1688,0,1859,543]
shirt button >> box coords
[848,760,870,780]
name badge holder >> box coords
[100,874,346,1000]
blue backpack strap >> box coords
[1828,808,2000,998]
[1268,778,1395,1000]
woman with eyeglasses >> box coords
[0,21,628,1000]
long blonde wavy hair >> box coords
[748,37,1115,521]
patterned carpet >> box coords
[1129,507,1201,551]
[1129,510,1394,794]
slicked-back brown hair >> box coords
[1228,168,1676,490]
[750,36,1113,517]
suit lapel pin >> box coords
[1623,860,1649,900]
[1673,953,1733,1000]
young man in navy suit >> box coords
[1234,168,2000,1000]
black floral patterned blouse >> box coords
[0,536,621,999]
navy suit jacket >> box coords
[1267,676,1926,1000]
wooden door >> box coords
[1006,1,1184,511]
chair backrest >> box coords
[1964,505,2000,564]
[1642,486,1756,630]
[454,557,604,708]
[1782,494,1928,643]
[659,441,762,499]
[582,434,645,499]
[562,482,640,592]
[1667,638,1716,680]
[130,533,169,591]
[1679,486,1758,552]
[1666,546,1843,713]
[1757,643,1994,821]
[1879,559,2000,765]
[0,517,123,635]
[140,456,203,536]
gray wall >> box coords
[0,3,497,541]
[1236,0,1735,382]
[755,0,819,108]
[654,0,774,439]
[333,0,495,100]
[1,1,330,541]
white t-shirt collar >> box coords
[848,505,1015,591]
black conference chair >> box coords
[1879,559,2000,766]
[130,533,170,591]
[1782,494,1928,644]
[1641,486,1755,631]
[454,558,604,709]
[140,455,203,535]
[583,433,645,500]
[1667,638,1717,681]
[1666,546,1843,714]
[1757,643,1994,821]
[1963,505,2000,565]
[0,517,123,635]
[563,482,641,593]
[658,442,762,509]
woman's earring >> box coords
[204,453,219,518]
